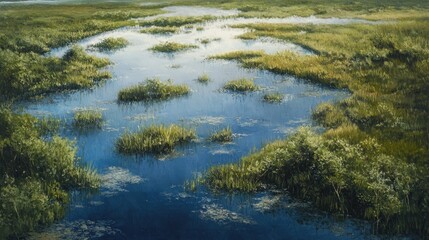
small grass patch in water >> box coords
[196,26,204,31]
[209,127,233,143]
[73,109,103,129]
[118,78,190,102]
[140,26,179,34]
[197,73,211,83]
[90,37,129,51]
[263,93,284,103]
[149,42,198,53]
[209,50,265,61]
[140,16,214,27]
[223,78,259,92]
[116,124,196,155]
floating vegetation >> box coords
[223,78,259,92]
[253,195,284,213]
[197,38,221,45]
[197,73,210,83]
[263,92,284,103]
[90,37,129,51]
[73,109,103,129]
[140,16,215,27]
[209,127,233,143]
[199,204,255,225]
[100,167,143,197]
[140,26,180,34]
[149,42,198,53]
[27,220,120,239]
[118,78,190,102]
[116,124,196,155]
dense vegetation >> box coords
[0,107,99,238]
[118,78,190,102]
[203,11,429,236]
[116,124,196,155]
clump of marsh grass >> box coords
[73,109,103,129]
[209,127,233,143]
[140,26,179,34]
[197,73,210,83]
[149,42,198,53]
[118,78,190,102]
[223,78,259,92]
[263,93,284,103]
[140,16,214,27]
[116,124,196,155]
[90,37,129,51]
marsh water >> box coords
[22,7,379,240]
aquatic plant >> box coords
[209,127,233,143]
[223,78,259,92]
[73,109,103,129]
[140,26,180,34]
[117,78,190,102]
[149,42,198,53]
[197,73,211,83]
[140,16,214,27]
[116,124,196,155]
[90,37,129,51]
[263,93,284,103]
[0,107,100,238]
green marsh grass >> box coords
[223,78,259,92]
[140,26,180,34]
[263,93,284,103]
[149,42,198,53]
[209,127,233,143]
[90,37,129,51]
[118,78,190,102]
[197,73,210,83]
[140,16,214,27]
[73,109,103,129]
[116,124,196,155]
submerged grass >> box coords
[149,42,198,53]
[116,124,196,155]
[73,109,103,129]
[209,127,233,143]
[263,93,284,103]
[118,78,190,102]
[90,37,129,51]
[223,78,259,92]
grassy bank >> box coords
[0,107,100,238]
[116,124,196,155]
[203,18,429,236]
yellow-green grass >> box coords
[116,124,196,155]
[118,78,190,102]
[223,78,259,92]
[149,42,198,53]
[139,16,215,27]
[140,26,180,34]
[73,109,103,129]
[263,93,284,103]
[90,37,129,51]
[197,73,210,83]
[209,127,233,143]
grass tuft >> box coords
[209,127,233,143]
[223,78,259,92]
[118,78,190,102]
[149,42,198,53]
[263,93,284,103]
[90,37,129,51]
[197,73,210,83]
[116,124,196,155]
[73,109,103,129]
[140,26,179,34]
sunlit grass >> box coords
[118,78,190,102]
[209,127,233,143]
[263,93,284,103]
[149,42,198,53]
[73,109,103,129]
[223,78,259,92]
[116,124,196,155]
[90,37,129,51]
